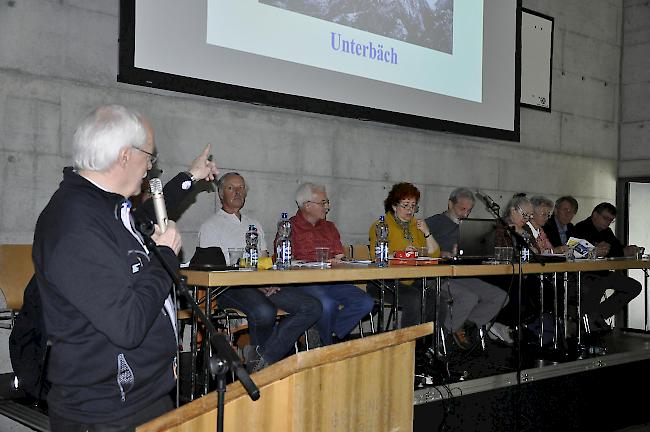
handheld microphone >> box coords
[149,178,168,233]
[476,191,500,213]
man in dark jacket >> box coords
[543,196,578,248]
[33,105,217,431]
[571,202,642,331]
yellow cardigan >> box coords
[369,212,440,259]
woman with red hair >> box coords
[369,182,440,328]
[371,182,440,257]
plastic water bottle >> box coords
[276,212,292,270]
[244,224,259,268]
[375,215,389,268]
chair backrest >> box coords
[0,244,34,311]
[350,244,371,260]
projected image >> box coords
[259,0,454,54]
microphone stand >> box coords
[479,198,530,432]
[137,222,260,432]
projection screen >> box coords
[119,0,520,141]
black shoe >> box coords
[251,354,268,373]
[587,315,611,334]
[452,328,473,350]
[243,345,268,373]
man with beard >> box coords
[425,188,511,348]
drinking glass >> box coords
[227,248,245,268]
[315,247,330,268]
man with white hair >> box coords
[283,183,374,345]
[199,172,321,371]
[33,105,215,431]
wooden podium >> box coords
[138,323,432,432]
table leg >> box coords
[539,273,544,348]
[376,280,384,332]
[577,272,582,346]
[189,285,198,401]
[562,272,569,346]
[553,272,558,350]
[435,277,445,359]
[393,279,399,331]
[643,269,648,332]
[420,277,427,325]
[203,287,212,395]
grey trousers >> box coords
[439,278,508,331]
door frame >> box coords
[616,176,650,246]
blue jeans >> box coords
[294,284,374,345]
[218,287,321,363]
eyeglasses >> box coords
[517,206,533,220]
[597,212,615,224]
[396,202,419,212]
[132,146,158,165]
[536,210,552,219]
[307,200,330,207]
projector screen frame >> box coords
[118,0,521,142]
[520,8,554,112]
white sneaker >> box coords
[488,322,514,345]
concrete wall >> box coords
[0,1,626,428]
[620,0,650,177]
[0,3,624,305]
[0,0,623,254]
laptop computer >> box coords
[451,218,498,264]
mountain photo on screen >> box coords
[258,0,454,54]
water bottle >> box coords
[244,224,259,268]
[276,212,292,270]
[375,215,389,268]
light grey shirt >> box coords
[198,208,267,265]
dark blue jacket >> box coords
[32,168,180,423]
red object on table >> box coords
[394,250,417,259]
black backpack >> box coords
[8,275,50,399]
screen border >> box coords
[118,0,521,142]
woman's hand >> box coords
[415,219,430,237]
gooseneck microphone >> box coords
[149,178,168,233]
[476,190,500,213]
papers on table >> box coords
[292,261,332,268]
[567,237,595,259]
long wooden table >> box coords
[183,258,650,286]
[181,258,650,396]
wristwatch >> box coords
[181,172,196,190]
[185,171,197,183]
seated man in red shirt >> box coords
[280,183,374,345]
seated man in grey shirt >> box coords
[425,188,512,348]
